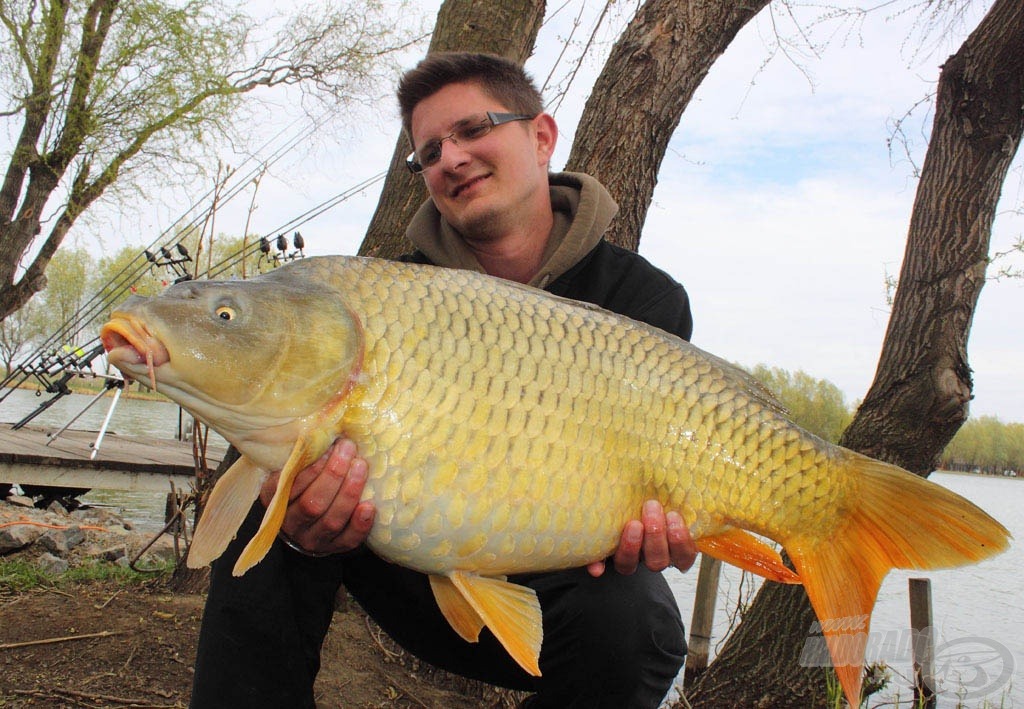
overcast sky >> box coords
[96,1,1022,422]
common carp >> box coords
[100,255,1009,707]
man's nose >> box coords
[439,138,472,170]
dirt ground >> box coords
[0,491,528,709]
[0,578,525,709]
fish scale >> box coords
[319,257,822,574]
[100,254,1009,707]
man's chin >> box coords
[446,205,505,240]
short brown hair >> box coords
[398,52,543,141]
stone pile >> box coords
[0,494,178,574]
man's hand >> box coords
[587,500,697,577]
[261,438,375,556]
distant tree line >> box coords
[939,416,1024,474]
[749,366,1022,474]
[748,365,853,444]
[0,231,265,372]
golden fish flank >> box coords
[99,255,1010,708]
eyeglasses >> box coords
[406,111,534,174]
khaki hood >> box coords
[405,172,618,288]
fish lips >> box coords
[100,315,170,386]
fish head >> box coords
[99,272,363,446]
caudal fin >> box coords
[786,454,1010,708]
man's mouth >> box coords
[451,174,489,198]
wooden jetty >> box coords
[0,424,225,492]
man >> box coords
[192,52,697,709]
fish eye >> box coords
[215,306,236,321]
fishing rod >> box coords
[15,116,321,366]
[4,131,379,427]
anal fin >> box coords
[446,571,543,676]
[697,526,800,584]
[188,456,268,568]
[429,575,485,642]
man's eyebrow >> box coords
[419,114,487,145]
[445,114,486,132]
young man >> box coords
[191,53,697,709]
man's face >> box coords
[410,82,555,240]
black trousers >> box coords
[191,504,686,709]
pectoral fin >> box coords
[233,430,333,576]
[188,456,268,568]
[696,526,800,584]
[441,571,543,677]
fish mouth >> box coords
[100,315,170,392]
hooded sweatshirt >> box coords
[403,172,692,341]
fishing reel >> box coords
[258,231,305,270]
[144,242,193,283]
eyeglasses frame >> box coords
[405,111,535,174]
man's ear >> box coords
[533,113,558,166]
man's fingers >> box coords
[258,441,336,509]
[640,500,670,572]
[612,519,644,575]
[667,511,697,572]
[323,499,375,553]
[289,440,357,524]
[300,455,367,538]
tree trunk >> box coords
[687,2,1023,706]
[840,0,1024,474]
[359,0,545,259]
[565,0,769,251]
[687,581,825,708]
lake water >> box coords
[0,387,209,531]
[1,386,190,440]
[2,388,1019,706]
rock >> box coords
[138,541,177,565]
[39,526,86,554]
[36,552,69,575]
[92,545,128,563]
[6,495,35,509]
[0,524,44,552]
[71,506,128,529]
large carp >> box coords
[100,255,1008,707]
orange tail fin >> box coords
[787,454,1010,708]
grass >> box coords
[823,664,1013,708]
[0,557,173,593]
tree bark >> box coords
[359,0,545,259]
[565,0,769,251]
[687,2,1023,706]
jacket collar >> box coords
[405,171,618,287]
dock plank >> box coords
[0,424,225,492]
